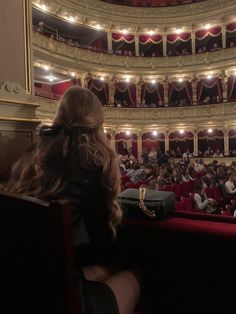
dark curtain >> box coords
[168,81,193,106]
[228,76,236,101]
[229,129,236,155]
[139,35,163,57]
[112,33,135,56]
[114,82,137,107]
[169,131,194,154]
[167,32,192,56]
[88,79,109,106]
[115,133,138,157]
[198,130,224,155]
[226,23,236,48]
[141,82,164,107]
[142,132,165,153]
[196,26,222,53]
[197,78,223,105]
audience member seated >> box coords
[2,87,141,314]
[158,99,164,106]
[204,146,213,157]
[193,180,218,214]
[176,146,182,158]
[148,148,157,163]
[182,48,190,55]
[225,173,236,195]
[202,169,215,187]
[211,42,220,51]
[128,50,133,56]
[129,165,153,183]
[141,99,148,107]
[213,149,224,157]
[182,149,193,159]
[122,100,129,108]
[202,96,210,105]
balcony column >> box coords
[108,79,115,106]
[222,22,227,49]
[136,80,142,107]
[224,129,229,156]
[135,33,139,57]
[163,77,169,106]
[193,130,199,157]
[107,30,113,54]
[191,75,198,105]
[191,26,196,54]
[137,129,143,162]
[220,70,228,102]
[163,33,167,57]
[110,130,116,153]
[81,73,90,89]
[165,131,170,153]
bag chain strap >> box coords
[139,187,157,218]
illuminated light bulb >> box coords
[122,29,127,34]
[100,77,105,81]
[208,128,213,133]
[178,78,183,83]
[125,77,130,83]
[71,72,75,77]
[148,30,154,35]
[179,129,185,134]
[96,24,101,30]
[68,16,75,22]
[204,24,211,29]
[41,3,47,11]
[152,131,158,136]
[151,79,156,84]
[48,75,55,82]
[207,74,212,80]
[44,65,49,71]
[126,130,130,135]
[104,129,107,133]
[175,28,182,34]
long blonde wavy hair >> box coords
[4,87,122,236]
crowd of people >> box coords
[118,148,236,215]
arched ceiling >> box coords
[100,0,205,7]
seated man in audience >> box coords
[130,165,153,183]
[202,169,215,187]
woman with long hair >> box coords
[3,87,140,314]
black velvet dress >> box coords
[52,159,119,314]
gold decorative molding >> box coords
[0,82,37,106]
[33,32,236,76]
[35,96,236,132]
[0,82,39,122]
[32,0,236,32]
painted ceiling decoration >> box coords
[100,0,205,7]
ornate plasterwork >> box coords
[0,82,39,121]
[36,96,236,132]
[33,0,236,31]
[0,82,37,105]
[33,32,236,75]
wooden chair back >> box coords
[0,191,81,314]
